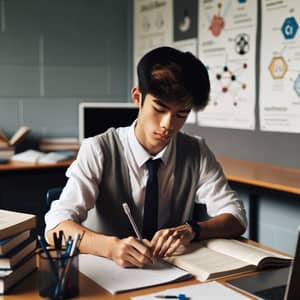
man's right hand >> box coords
[109,236,154,268]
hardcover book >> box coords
[0,126,31,148]
[0,230,30,255]
[0,254,36,294]
[0,210,36,240]
[0,239,36,269]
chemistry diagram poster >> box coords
[133,0,198,87]
[133,0,173,85]
[197,0,257,130]
[260,0,300,133]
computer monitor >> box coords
[78,102,138,141]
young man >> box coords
[45,46,247,268]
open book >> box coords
[0,127,31,148]
[0,127,31,162]
[165,238,292,282]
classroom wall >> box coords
[0,0,133,140]
[1,0,299,169]
[0,0,299,255]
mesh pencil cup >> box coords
[38,248,79,300]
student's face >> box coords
[132,87,192,155]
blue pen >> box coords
[155,294,189,300]
[37,235,58,280]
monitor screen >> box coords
[79,102,138,141]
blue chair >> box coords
[46,187,63,210]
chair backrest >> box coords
[46,187,63,210]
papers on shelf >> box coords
[11,149,75,163]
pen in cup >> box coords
[37,235,58,280]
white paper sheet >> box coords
[132,281,250,300]
[79,254,191,294]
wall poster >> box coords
[197,0,257,130]
[133,0,199,78]
[260,0,300,133]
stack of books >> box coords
[0,209,37,294]
[0,127,31,163]
[39,137,80,152]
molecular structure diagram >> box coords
[293,74,300,97]
[209,62,248,106]
[281,16,299,40]
[235,33,250,55]
[268,52,300,98]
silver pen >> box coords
[122,202,143,242]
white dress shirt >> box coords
[45,123,247,233]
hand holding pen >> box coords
[106,203,153,268]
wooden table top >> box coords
[218,156,300,195]
[0,159,73,172]
[2,156,300,195]
[2,239,281,300]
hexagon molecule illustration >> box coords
[294,74,300,97]
[268,56,288,79]
[281,17,299,39]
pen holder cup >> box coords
[38,248,79,300]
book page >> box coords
[166,245,254,281]
[205,239,290,267]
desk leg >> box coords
[249,194,259,241]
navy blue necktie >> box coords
[143,159,161,240]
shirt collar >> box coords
[128,121,174,168]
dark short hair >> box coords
[137,46,210,111]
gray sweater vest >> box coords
[82,128,201,238]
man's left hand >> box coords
[150,224,195,257]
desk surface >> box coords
[218,156,300,195]
[2,156,300,195]
[3,239,281,300]
[0,160,73,172]
[4,266,259,300]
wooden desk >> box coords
[2,157,299,245]
[0,160,73,235]
[217,156,300,242]
[0,160,73,172]
[2,240,282,300]
[218,156,300,195]
[2,271,201,300]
